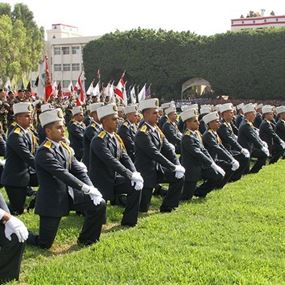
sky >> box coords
[5,0,285,37]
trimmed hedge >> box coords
[83,28,285,100]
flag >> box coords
[137,84,146,102]
[145,83,152,99]
[57,82,62,97]
[122,81,128,106]
[109,82,115,102]
[75,72,86,105]
[130,85,137,104]
[37,56,53,101]
[4,79,11,91]
[92,82,100,97]
[67,81,73,93]
[86,80,94,95]
[114,72,126,101]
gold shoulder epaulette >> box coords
[43,140,52,149]
[123,121,129,127]
[184,130,193,136]
[14,127,21,135]
[11,122,16,127]
[98,130,107,139]
[139,125,148,133]
[61,141,74,156]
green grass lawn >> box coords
[3,161,285,285]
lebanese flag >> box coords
[75,72,86,106]
[114,71,126,101]
[37,56,53,102]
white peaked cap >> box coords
[161,102,172,109]
[276,106,285,115]
[39,108,64,127]
[237,103,244,110]
[180,108,199,122]
[256,103,263,110]
[97,103,118,121]
[165,106,176,116]
[72,106,83,116]
[13,102,33,115]
[203,111,220,125]
[124,104,138,115]
[41,103,53,113]
[89,102,104,113]
[200,105,212,115]
[242,103,256,114]
[139,98,159,111]
[262,105,274,114]
[181,104,198,112]
[219,103,233,114]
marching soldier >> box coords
[161,105,182,154]
[180,108,224,200]
[217,103,250,181]
[28,109,106,249]
[202,112,240,188]
[82,102,104,169]
[118,105,139,162]
[135,98,185,213]
[238,103,269,173]
[89,104,143,227]
[259,105,285,164]
[275,106,285,143]
[1,102,38,215]
[0,192,28,283]
[67,106,86,161]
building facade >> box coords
[231,12,285,32]
[31,24,100,92]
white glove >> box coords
[211,163,225,177]
[131,180,144,191]
[231,159,240,171]
[82,184,102,197]
[89,194,105,206]
[175,165,185,179]
[0,159,6,166]
[4,216,28,243]
[77,161,88,173]
[262,147,270,157]
[131,172,144,183]
[241,148,250,158]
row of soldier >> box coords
[1,96,285,283]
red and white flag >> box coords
[37,56,53,102]
[74,72,86,105]
[114,72,126,102]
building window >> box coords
[72,63,80,71]
[72,46,80,55]
[276,18,279,22]
[253,20,255,24]
[62,80,70,88]
[264,19,267,22]
[63,64,70,71]
[54,47,60,55]
[62,47,70,55]
[54,64,61,71]
[242,21,244,24]
[72,80,77,86]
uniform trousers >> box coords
[5,186,29,215]
[28,195,106,249]
[0,224,25,283]
[139,169,184,213]
[112,176,142,227]
[181,168,223,200]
